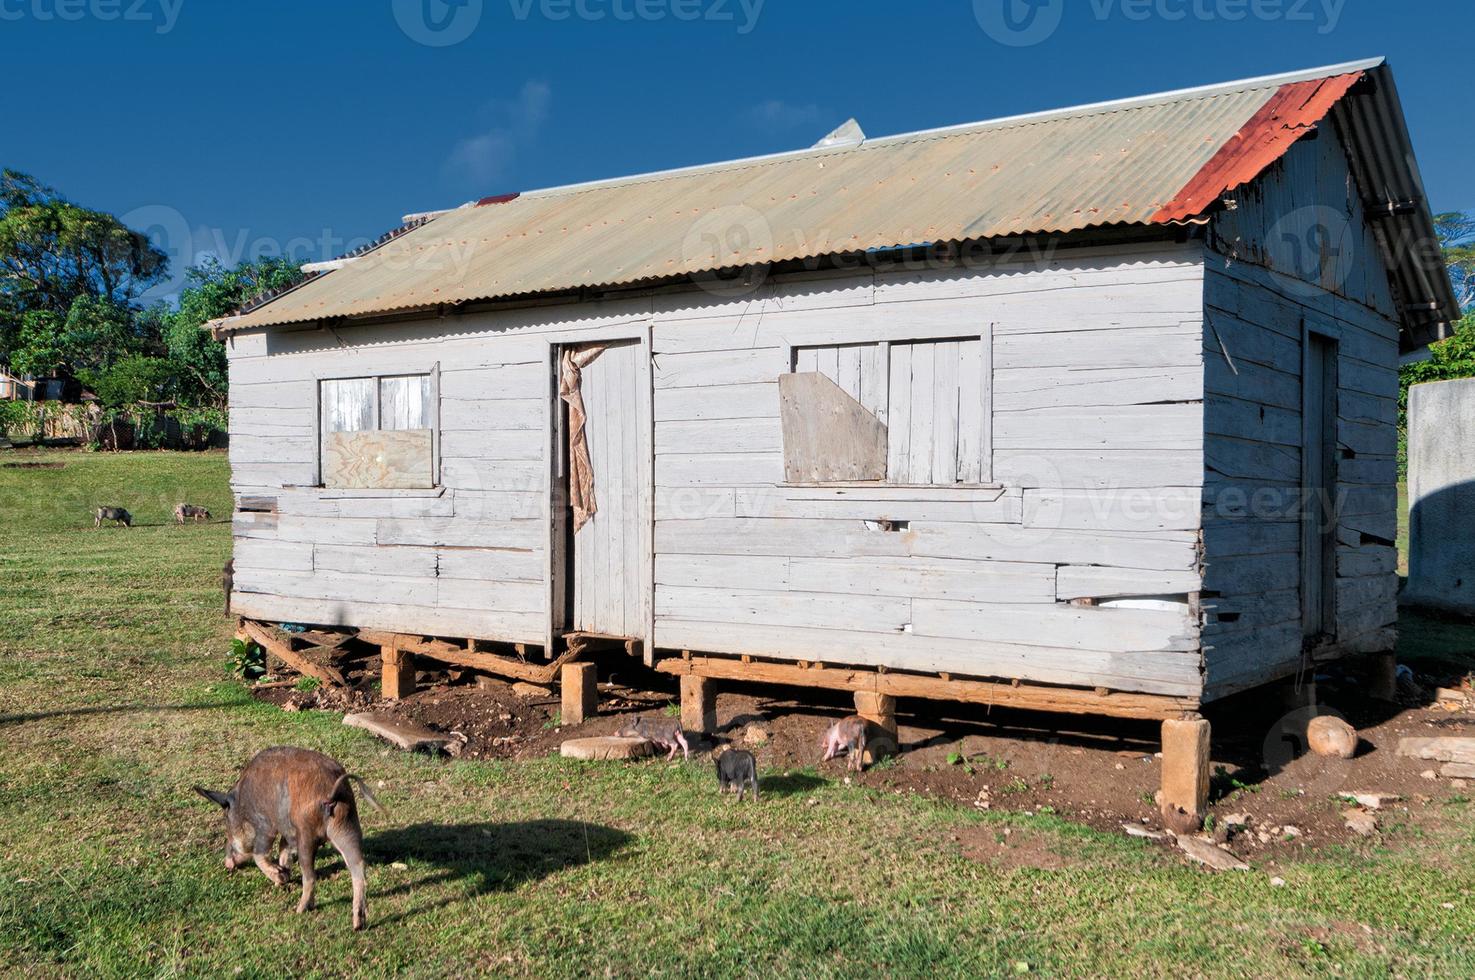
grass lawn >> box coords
[2,450,1473,977]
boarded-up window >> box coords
[319,371,438,489]
[784,336,989,486]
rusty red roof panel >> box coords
[1151,71,1365,223]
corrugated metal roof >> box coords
[213,57,1457,349]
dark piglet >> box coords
[193,746,380,930]
[174,503,211,524]
[715,748,759,802]
[94,506,132,528]
[821,716,869,772]
[614,715,690,760]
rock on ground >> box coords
[343,712,451,753]
[1307,716,1358,758]
[1174,834,1250,871]
[1342,809,1378,836]
[560,736,654,761]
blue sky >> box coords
[2,0,1470,294]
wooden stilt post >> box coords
[680,675,716,735]
[1160,716,1211,833]
[561,662,598,725]
[381,643,416,700]
[854,690,898,764]
[1368,651,1399,701]
[853,691,897,738]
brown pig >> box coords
[193,746,380,930]
[821,716,868,772]
[614,715,690,760]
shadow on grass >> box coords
[0,700,230,725]
[759,772,825,797]
[363,818,632,919]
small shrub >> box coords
[228,638,266,680]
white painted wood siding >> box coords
[1202,124,1402,700]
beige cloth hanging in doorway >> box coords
[559,344,607,533]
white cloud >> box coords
[447,81,552,183]
[742,99,828,133]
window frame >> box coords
[780,328,993,488]
[315,362,441,490]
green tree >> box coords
[9,295,140,378]
[1434,211,1475,312]
[77,354,177,407]
[158,256,304,405]
[0,169,167,372]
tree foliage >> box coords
[1434,211,1475,312]
[0,170,167,368]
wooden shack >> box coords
[211,58,1458,822]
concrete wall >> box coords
[1404,378,1475,616]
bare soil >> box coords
[252,656,1475,866]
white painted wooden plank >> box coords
[437,577,545,613]
[654,487,737,521]
[230,434,316,464]
[439,398,544,432]
[932,340,961,481]
[440,429,544,461]
[1022,487,1201,532]
[994,449,1202,489]
[652,348,784,388]
[232,538,314,573]
[790,557,1056,603]
[439,459,546,493]
[653,383,778,422]
[655,418,782,455]
[656,518,1198,570]
[652,621,1201,695]
[732,488,1021,523]
[993,366,1201,410]
[886,342,912,480]
[994,325,1203,370]
[1055,565,1201,600]
[655,453,785,487]
[313,543,437,578]
[656,585,910,633]
[231,591,545,644]
[655,554,790,589]
[906,340,936,483]
[435,547,544,582]
[376,518,544,550]
[912,598,1197,653]
[994,404,1203,451]
[957,339,983,482]
[451,490,545,521]
[234,513,378,545]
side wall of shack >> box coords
[1201,124,1403,700]
[227,240,1210,698]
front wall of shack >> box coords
[227,240,1209,697]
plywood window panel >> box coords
[318,369,439,489]
[786,335,989,486]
